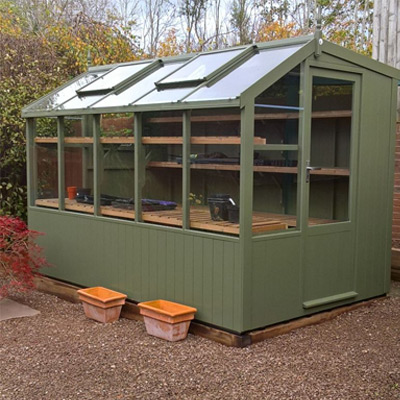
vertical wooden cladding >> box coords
[356,71,393,297]
[29,209,243,332]
[249,236,302,330]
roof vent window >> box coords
[76,62,151,96]
[155,47,255,90]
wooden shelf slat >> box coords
[147,161,241,171]
[65,137,93,144]
[35,136,135,144]
[34,199,338,231]
[146,110,352,123]
[310,168,350,176]
[34,200,289,234]
[147,161,350,176]
[35,137,58,143]
[34,136,266,145]
[100,136,134,144]
[142,136,266,145]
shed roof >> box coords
[22,35,400,118]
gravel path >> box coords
[1,283,400,400]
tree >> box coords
[0,1,137,219]
[179,0,208,51]
[141,0,176,56]
[230,0,255,44]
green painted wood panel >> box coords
[249,235,303,329]
[183,235,194,305]
[303,229,355,305]
[29,208,243,332]
[354,71,393,299]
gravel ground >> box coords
[1,283,400,400]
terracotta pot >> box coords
[77,287,127,323]
[67,186,77,200]
[138,299,197,341]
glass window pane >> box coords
[142,111,182,226]
[308,76,353,225]
[35,144,58,207]
[185,45,303,102]
[97,113,134,220]
[78,63,150,94]
[99,143,135,219]
[189,108,241,235]
[64,146,94,215]
[36,117,57,137]
[64,116,92,138]
[252,65,301,236]
[160,49,243,84]
[309,175,349,222]
[253,170,297,232]
[254,67,301,145]
[93,63,185,108]
[27,72,106,112]
[34,118,58,209]
[101,113,134,138]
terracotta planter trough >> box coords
[138,300,197,342]
[77,287,127,323]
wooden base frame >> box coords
[34,275,385,348]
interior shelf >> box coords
[34,136,266,145]
[34,136,135,144]
[147,161,350,176]
[33,199,287,235]
[100,137,134,144]
[146,110,352,123]
[34,199,336,231]
[142,136,266,145]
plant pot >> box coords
[227,205,239,223]
[67,186,77,200]
[76,187,91,197]
[77,287,127,323]
[138,300,197,342]
[207,194,235,221]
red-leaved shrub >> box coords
[0,216,48,298]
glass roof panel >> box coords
[92,62,185,108]
[184,45,303,102]
[134,87,193,105]
[78,62,151,94]
[58,94,104,110]
[25,72,106,112]
[158,49,244,84]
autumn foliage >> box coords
[0,216,48,297]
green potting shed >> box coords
[22,33,400,334]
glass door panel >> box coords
[308,76,353,226]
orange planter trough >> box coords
[77,287,127,323]
[138,300,197,341]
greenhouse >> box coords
[22,33,400,334]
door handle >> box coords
[306,160,321,183]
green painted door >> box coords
[302,68,361,310]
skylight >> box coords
[77,62,151,95]
[155,48,245,89]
